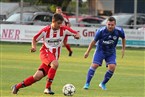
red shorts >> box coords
[38,63,50,76]
[39,49,56,65]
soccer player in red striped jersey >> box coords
[56,6,73,56]
[11,13,80,95]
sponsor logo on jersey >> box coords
[47,38,62,47]
[113,36,117,40]
[103,40,114,45]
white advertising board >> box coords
[0,24,145,47]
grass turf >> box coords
[0,43,144,97]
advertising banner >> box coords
[0,24,145,47]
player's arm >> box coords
[84,28,100,58]
[31,38,37,52]
[121,38,126,58]
[84,40,96,58]
[30,28,45,52]
[120,28,126,58]
[65,26,81,39]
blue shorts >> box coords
[92,50,116,66]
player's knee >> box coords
[33,71,44,81]
[91,63,99,69]
[51,60,59,69]
[108,64,116,72]
[33,76,43,81]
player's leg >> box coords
[63,36,72,56]
[99,53,116,90]
[11,63,47,94]
[44,60,58,95]
[83,63,99,89]
[83,50,104,89]
[39,50,57,95]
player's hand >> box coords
[73,34,80,39]
[84,52,89,58]
[31,48,36,53]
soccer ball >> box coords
[62,84,76,96]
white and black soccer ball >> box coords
[62,84,76,96]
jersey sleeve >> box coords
[119,28,125,39]
[115,27,125,39]
[33,26,48,42]
[94,28,102,42]
[63,26,78,36]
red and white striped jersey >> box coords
[33,25,78,59]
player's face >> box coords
[56,8,62,14]
[52,20,63,30]
[106,21,116,32]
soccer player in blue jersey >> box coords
[83,17,126,90]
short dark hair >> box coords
[52,13,64,22]
[107,16,116,23]
[56,6,62,9]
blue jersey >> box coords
[94,26,125,55]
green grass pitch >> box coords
[0,43,144,97]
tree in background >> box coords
[2,0,84,13]
[35,0,72,12]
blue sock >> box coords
[86,67,96,84]
[102,70,114,85]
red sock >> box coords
[46,68,56,88]
[16,76,35,89]
[65,44,72,52]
